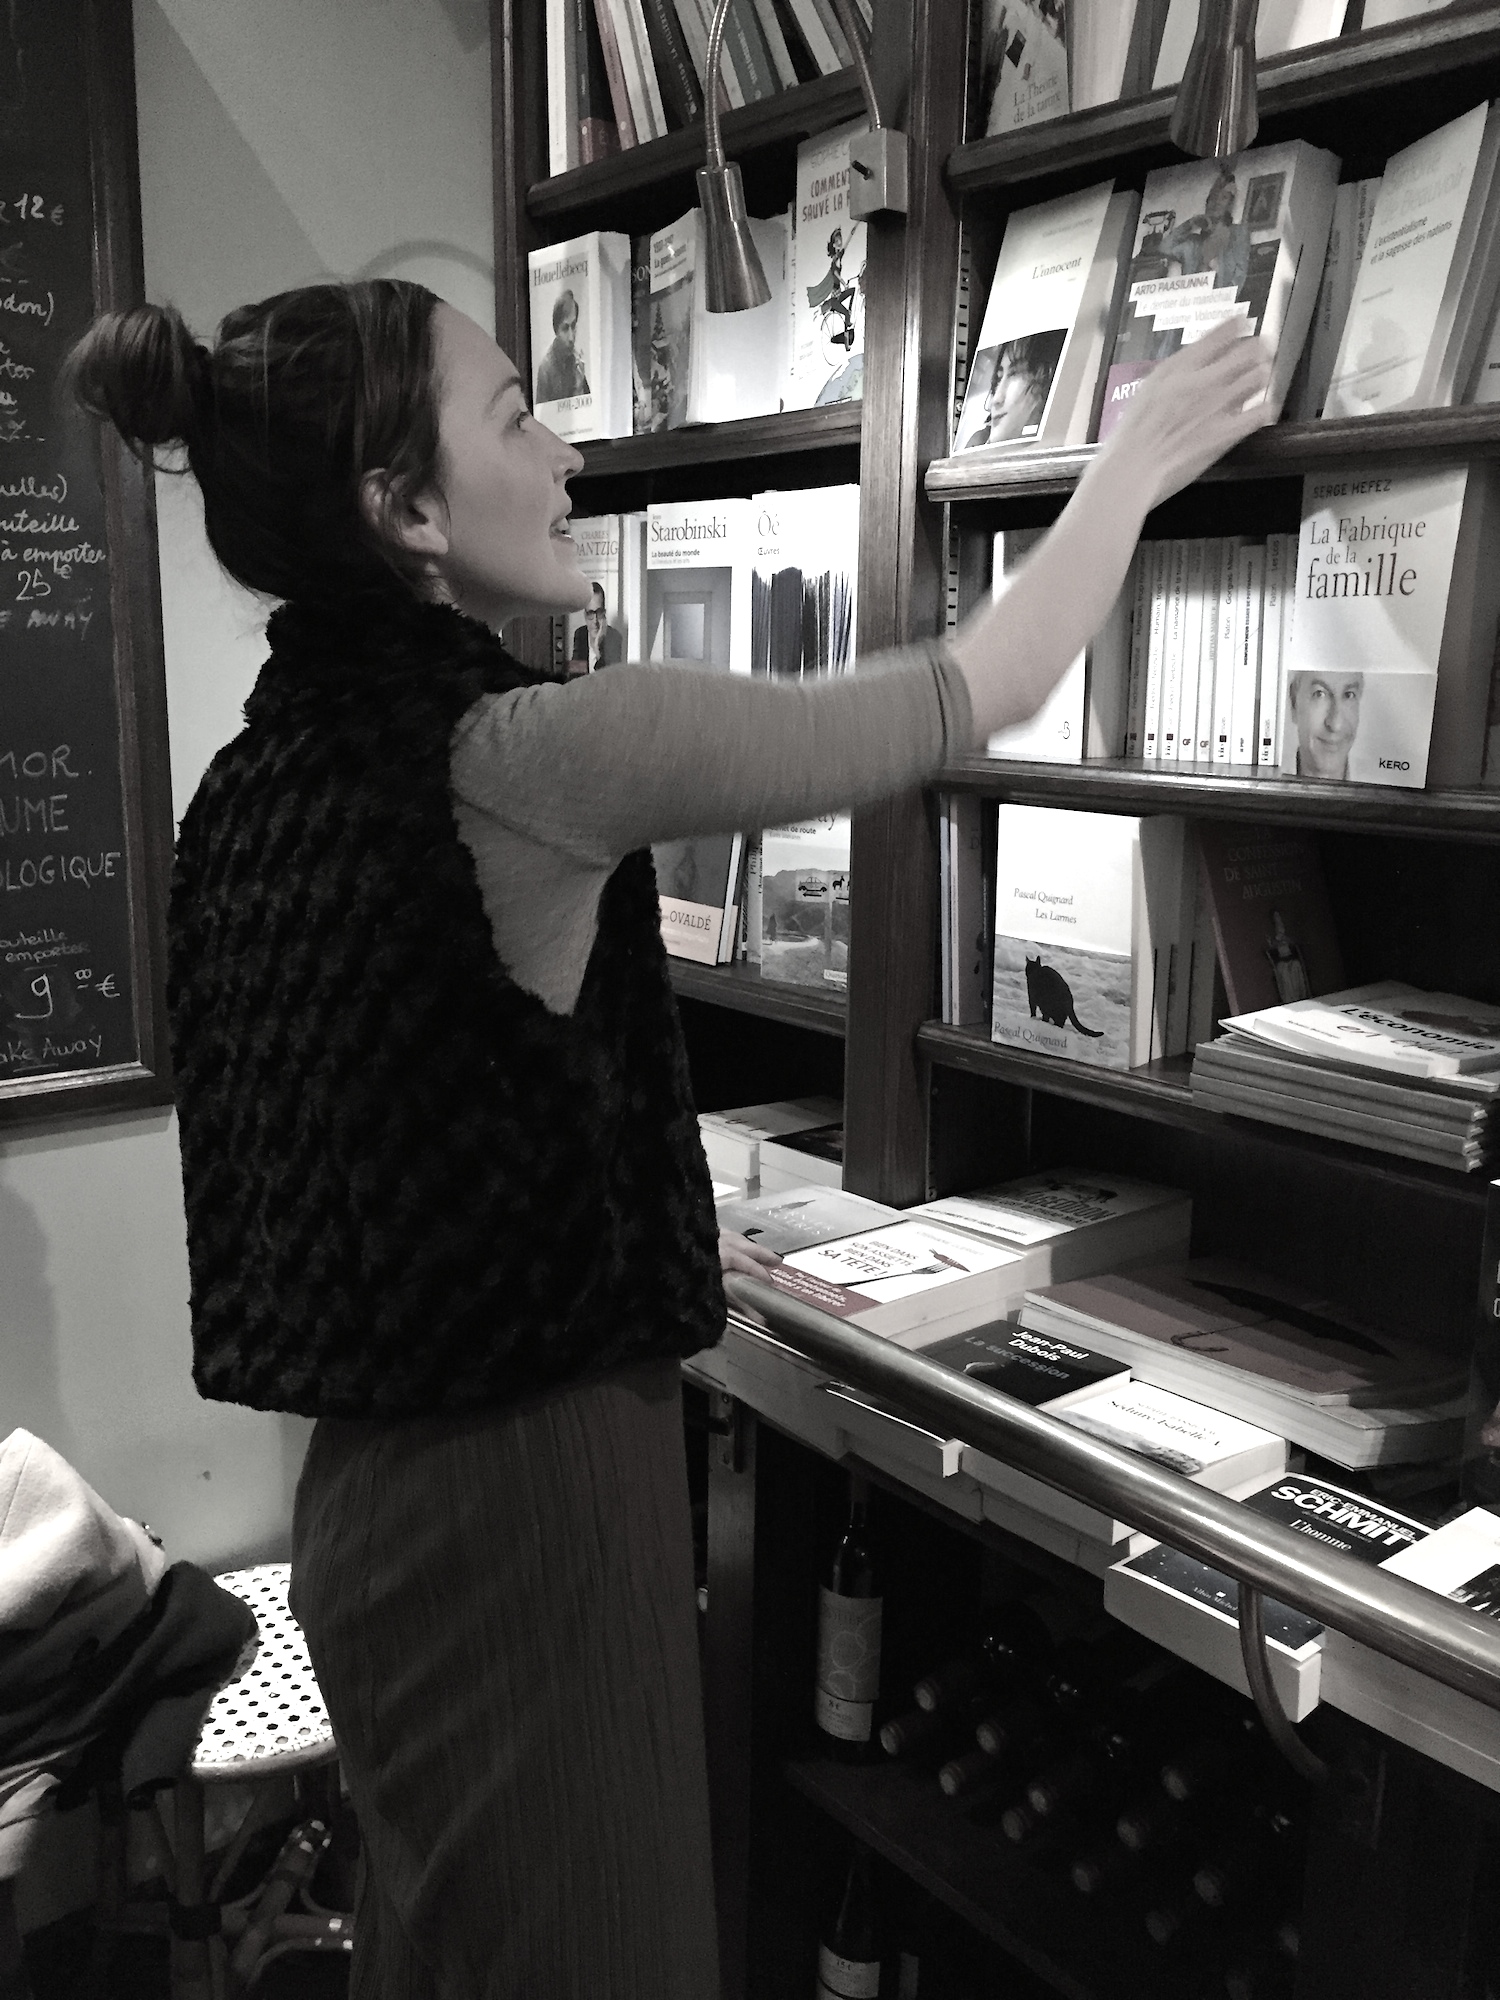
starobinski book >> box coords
[1222,981,1500,1081]
[786,119,868,409]
[527,230,632,442]
[1097,139,1338,441]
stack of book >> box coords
[1190,982,1500,1171]
[1018,1258,1469,1468]
[699,1095,842,1196]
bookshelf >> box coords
[492,4,1500,1996]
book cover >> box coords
[758,815,851,991]
[1056,1379,1286,1484]
[913,1321,1131,1409]
[774,1218,1029,1323]
[1098,140,1338,440]
[1195,822,1345,1014]
[1223,981,1500,1080]
[786,120,868,409]
[563,515,630,674]
[749,485,859,680]
[645,496,752,672]
[978,0,1070,137]
[985,529,1086,761]
[642,210,696,431]
[955,182,1116,453]
[528,231,631,442]
[990,804,1139,1069]
[1288,176,1381,421]
[715,1185,896,1254]
[917,1170,1190,1249]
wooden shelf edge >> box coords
[947,5,1500,194]
[917,1023,1490,1203]
[933,758,1500,842]
[782,1754,1107,2000]
[668,957,848,1036]
[927,407,1500,504]
[574,402,862,479]
[528,73,865,221]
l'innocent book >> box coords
[527,231,632,442]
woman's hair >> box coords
[991,334,1054,386]
[63,279,443,602]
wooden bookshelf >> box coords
[946,5,1500,196]
[937,756,1500,842]
[667,958,847,1036]
[575,402,862,479]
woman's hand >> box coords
[1098,320,1273,513]
[719,1227,780,1280]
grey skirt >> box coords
[289,1359,720,2000]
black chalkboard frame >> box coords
[0,0,172,1126]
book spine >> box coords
[1209,538,1238,766]
[1124,543,1153,759]
[1258,534,1287,771]
[1228,542,1263,767]
[547,0,577,175]
[1274,533,1297,772]
[1164,538,1196,765]
[806,0,853,67]
[1190,537,1222,765]
[1142,541,1169,761]
[575,0,622,159]
[785,0,843,70]
[750,0,800,87]
[590,0,640,146]
[640,0,703,121]
[726,0,780,99]
[614,0,669,138]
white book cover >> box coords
[750,485,859,679]
[1223,981,1500,1079]
[1141,541,1170,760]
[715,1185,895,1254]
[645,497,752,672]
[1228,540,1264,766]
[986,529,1085,761]
[1211,537,1240,765]
[759,815,851,992]
[1057,1379,1286,1486]
[1283,464,1469,787]
[1152,0,1345,89]
[642,210,697,432]
[955,183,1116,453]
[690,210,790,422]
[1068,0,1140,109]
[786,120,869,410]
[1290,177,1382,421]
[916,1169,1191,1258]
[1098,141,1339,439]
[1325,103,1491,419]
[564,516,629,673]
[776,1218,1029,1314]
[979,0,1070,136]
[528,230,632,442]
[990,805,1141,1070]
[1159,538,1192,763]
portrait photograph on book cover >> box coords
[991,935,1131,1070]
[1279,668,1435,787]
[958,329,1069,451]
[534,283,591,405]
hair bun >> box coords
[63,301,209,453]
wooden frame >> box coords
[0,0,172,1126]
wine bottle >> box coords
[1192,1806,1304,1913]
[814,1477,882,1759]
[1159,1712,1261,1805]
[881,1696,988,1769]
[914,1589,1089,1714]
[817,1843,885,2000]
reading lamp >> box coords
[698,0,909,314]
[1170,0,1261,158]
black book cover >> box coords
[918,1323,1127,1408]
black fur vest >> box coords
[168,586,725,1418]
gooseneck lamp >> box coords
[699,0,909,314]
[1170,0,1261,159]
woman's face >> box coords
[1205,181,1235,227]
[416,304,589,627]
[985,350,1033,423]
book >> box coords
[528,231,633,442]
[563,515,634,674]
[640,0,702,123]
[914,1169,1192,1280]
[715,1185,896,1252]
[786,120,869,409]
[644,497,753,673]
[1221,980,1500,1080]
[1189,1062,1493,1171]
[547,0,581,176]
[574,0,623,162]
[1321,1506,1500,1788]
[766,1218,1039,1340]
[757,815,851,992]
[641,209,696,432]
[698,1095,842,1188]
[1227,541,1265,766]
[653,828,743,963]
[759,1121,844,1192]
[1286,176,1381,421]
[1257,531,1293,770]
[989,805,1184,1072]
[748,484,859,679]
[984,532,1136,761]
[955,182,1118,453]
[977,0,1070,136]
[1097,140,1340,441]
[780,0,842,72]
[1108,1471,1430,1720]
[690,211,791,423]
[1152,0,1346,89]
[1067,0,1154,110]
[612,0,669,140]
[1194,823,1345,1014]
[1325,102,1500,419]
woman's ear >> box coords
[359,469,450,561]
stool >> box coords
[154,1563,352,2000]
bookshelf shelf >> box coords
[527,72,865,224]
[935,757,1500,843]
[927,406,1500,505]
[668,958,847,1037]
[918,1022,1490,1205]
[946,5,1500,196]
[783,1753,1111,2000]
[574,402,862,481]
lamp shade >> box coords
[1169,0,1260,159]
[696,162,771,313]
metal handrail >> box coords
[722,1275,1500,1716]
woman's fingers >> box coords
[1105,325,1275,504]
[718,1226,781,1278]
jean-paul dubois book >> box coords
[1283,463,1500,789]
[786,120,868,410]
[1321,1506,1500,1788]
[989,805,1185,1071]
[1097,139,1339,442]
[757,815,851,991]
[767,1218,1039,1341]
[914,1169,1192,1281]
[750,486,860,679]
[976,0,1069,137]
[527,231,632,442]
[1194,822,1345,1014]
[1327,102,1500,419]
[1107,1472,1430,1720]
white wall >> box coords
[0,0,494,1579]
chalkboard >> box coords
[0,0,171,1122]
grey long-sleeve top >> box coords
[449,643,974,1014]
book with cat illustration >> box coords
[990,804,1186,1071]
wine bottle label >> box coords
[815,1587,883,1742]
[816,1944,882,1997]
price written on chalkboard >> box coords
[0,2,139,1085]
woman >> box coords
[961,331,1064,450]
[66,283,1267,1998]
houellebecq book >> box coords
[528,230,633,442]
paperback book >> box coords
[759,1121,844,1192]
[757,815,851,991]
[750,486,860,679]
[1194,822,1346,1012]
[1151,0,1345,89]
[698,1095,842,1189]
[767,1219,1039,1340]
[563,515,633,674]
[913,1169,1192,1281]
[1221,981,1500,1081]
[786,120,868,409]
[639,210,696,431]
[527,230,633,441]
[715,1185,895,1254]
[976,0,1070,136]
